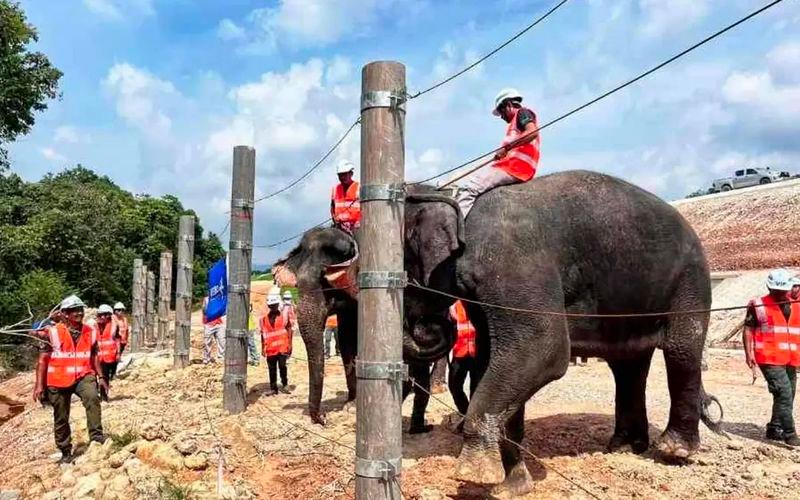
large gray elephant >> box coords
[277,170,719,496]
[272,229,445,432]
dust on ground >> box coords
[2,320,800,498]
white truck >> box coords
[711,167,784,192]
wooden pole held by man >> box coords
[222,145,255,414]
[173,215,195,369]
[355,61,406,499]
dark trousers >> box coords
[760,364,797,437]
[448,357,480,415]
[46,376,104,452]
[99,362,117,400]
[267,354,288,389]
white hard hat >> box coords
[97,304,114,315]
[766,269,795,291]
[336,159,355,174]
[492,88,523,115]
[283,291,292,299]
[113,302,126,310]
[60,295,86,311]
[266,294,281,306]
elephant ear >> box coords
[406,202,463,286]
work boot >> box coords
[766,427,784,442]
[91,436,106,445]
[785,435,800,447]
[279,385,291,394]
[270,386,279,396]
[57,448,73,465]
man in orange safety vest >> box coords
[456,88,540,217]
[330,159,361,234]
[448,300,480,416]
[261,291,293,395]
[95,304,120,401]
[743,269,800,446]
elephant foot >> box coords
[607,431,650,455]
[455,446,505,485]
[656,428,698,463]
[490,462,534,499]
[408,423,433,434]
[310,410,327,426]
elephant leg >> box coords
[607,351,654,454]
[408,362,433,434]
[656,278,707,462]
[492,405,535,498]
[337,311,357,402]
[455,304,569,486]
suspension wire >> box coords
[407,0,571,99]
[407,281,800,318]
[253,118,361,205]
[410,0,787,186]
[252,217,332,249]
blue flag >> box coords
[206,258,227,321]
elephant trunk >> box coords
[295,291,328,424]
[403,316,453,363]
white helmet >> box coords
[60,295,86,311]
[283,291,293,299]
[266,294,281,306]
[97,304,114,315]
[336,159,355,174]
[766,268,795,291]
[113,302,126,310]
[492,88,523,115]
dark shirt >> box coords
[744,303,791,328]
[515,108,537,132]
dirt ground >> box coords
[2,317,800,498]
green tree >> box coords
[0,1,62,171]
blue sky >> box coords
[9,0,800,264]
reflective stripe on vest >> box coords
[751,295,800,367]
[46,323,97,388]
[493,107,540,182]
[449,301,477,359]
[331,182,361,225]
[260,313,291,356]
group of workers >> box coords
[31,296,129,464]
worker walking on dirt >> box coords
[324,314,338,359]
[112,302,129,354]
[330,159,361,234]
[202,295,225,364]
[448,300,480,416]
[95,304,120,401]
[32,295,107,464]
[456,88,540,217]
[743,269,800,446]
[261,292,293,395]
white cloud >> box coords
[54,126,81,144]
[41,147,68,163]
[638,0,711,38]
[103,63,177,140]
[83,0,154,20]
[767,41,800,83]
[216,19,245,41]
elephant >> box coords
[277,169,720,496]
[272,228,444,432]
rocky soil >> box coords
[1,313,800,499]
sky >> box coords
[8,0,800,265]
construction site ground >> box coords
[2,308,800,499]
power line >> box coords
[411,0,787,186]
[252,217,332,249]
[408,0,571,99]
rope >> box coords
[407,0,571,99]
[253,217,332,248]
[411,0,787,186]
[408,281,800,318]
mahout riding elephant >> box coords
[272,229,445,433]
[276,170,720,497]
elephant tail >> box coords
[699,386,728,438]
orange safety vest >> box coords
[750,294,800,367]
[325,315,338,329]
[46,323,97,388]
[261,312,291,357]
[449,301,477,359]
[97,321,119,364]
[113,315,129,345]
[331,182,361,225]
[494,107,540,182]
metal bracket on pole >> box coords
[179,263,192,271]
[361,90,406,113]
[176,320,191,328]
[222,373,246,383]
[229,284,249,294]
[174,349,189,356]
[231,198,254,210]
[355,457,402,481]
[229,240,252,250]
[226,329,250,339]
[175,292,192,300]
[358,271,407,289]
[355,360,408,382]
[360,183,405,203]
[179,235,195,242]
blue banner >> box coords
[206,258,227,321]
